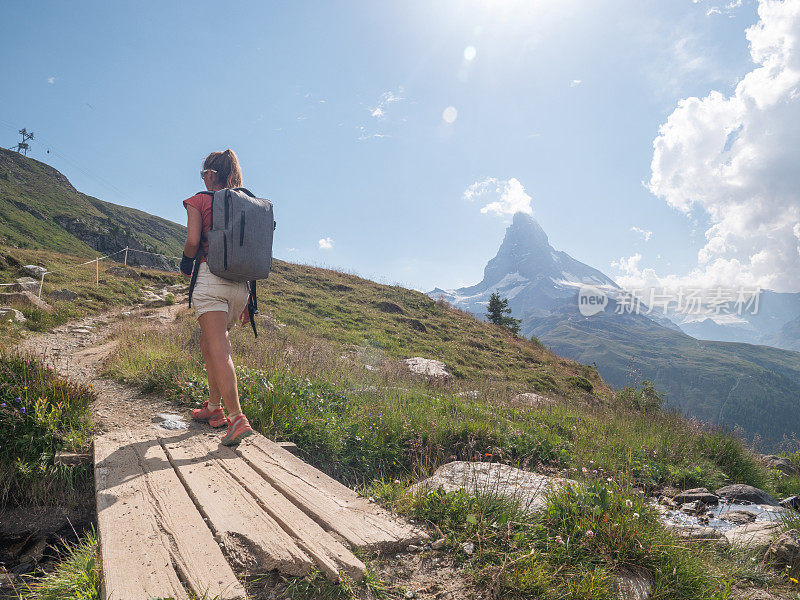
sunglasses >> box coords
[200,168,217,178]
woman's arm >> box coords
[184,205,202,258]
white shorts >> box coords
[192,262,250,330]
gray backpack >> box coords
[187,187,276,337]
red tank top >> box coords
[183,193,212,262]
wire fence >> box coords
[0,247,182,298]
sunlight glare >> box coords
[442,106,458,124]
[464,46,477,61]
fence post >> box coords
[124,247,128,266]
[38,273,45,299]
[96,257,99,288]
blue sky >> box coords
[5,0,790,292]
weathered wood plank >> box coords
[95,431,189,600]
[193,435,366,582]
[160,432,313,576]
[129,434,247,600]
[236,435,429,551]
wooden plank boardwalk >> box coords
[95,427,428,600]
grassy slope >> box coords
[530,309,800,449]
[0,148,185,259]
[259,261,609,398]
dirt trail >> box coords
[15,300,188,432]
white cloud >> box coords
[318,237,334,250]
[570,79,582,87]
[47,76,55,84]
[287,247,298,253]
[464,177,534,217]
[647,0,800,293]
[369,89,403,120]
[357,126,389,141]
[630,226,653,242]
[611,253,643,276]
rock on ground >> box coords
[48,288,79,301]
[716,484,781,507]
[673,488,719,505]
[511,392,554,408]
[22,265,47,278]
[404,357,451,380]
[0,307,26,323]
[409,461,578,513]
[760,455,800,477]
[723,521,782,553]
[764,529,800,570]
[611,570,651,600]
[720,510,757,525]
[8,277,38,293]
[0,291,52,312]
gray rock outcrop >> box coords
[715,485,781,507]
[409,461,578,513]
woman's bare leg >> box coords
[200,332,223,408]
[198,311,243,418]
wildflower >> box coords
[0,403,5,408]
[20,407,25,413]
[586,530,594,538]
[582,467,588,474]
[791,577,798,584]
[606,477,612,482]
[633,513,640,519]
[394,479,401,484]
[555,535,565,545]
[625,499,633,508]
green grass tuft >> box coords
[18,530,100,600]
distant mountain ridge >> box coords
[429,212,800,448]
[0,148,185,268]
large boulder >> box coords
[0,307,26,323]
[761,455,800,477]
[673,488,719,505]
[716,484,781,507]
[48,288,79,301]
[8,277,38,293]
[21,265,47,278]
[722,521,782,552]
[0,291,52,312]
[409,461,578,513]
[404,357,451,380]
[764,529,800,570]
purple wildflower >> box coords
[20,407,25,413]
[0,403,5,408]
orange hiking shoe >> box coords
[191,401,227,428]
[221,414,254,446]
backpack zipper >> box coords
[223,233,228,269]
[240,210,245,246]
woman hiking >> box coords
[180,149,255,445]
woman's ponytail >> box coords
[203,149,243,188]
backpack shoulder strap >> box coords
[247,280,258,338]
[187,192,214,307]
[232,187,256,198]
